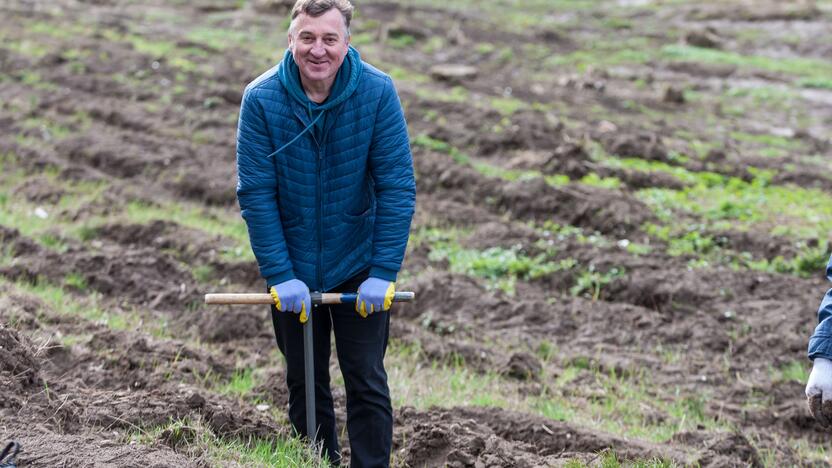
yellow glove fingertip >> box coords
[383,282,395,311]
[270,287,282,311]
[358,301,368,318]
[299,303,308,324]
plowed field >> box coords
[2,0,832,466]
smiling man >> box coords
[235,0,416,466]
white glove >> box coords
[806,357,832,426]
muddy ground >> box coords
[1,0,832,466]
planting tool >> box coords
[204,290,415,445]
[204,292,415,307]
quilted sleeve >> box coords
[809,255,832,360]
[236,89,295,287]
[367,77,416,282]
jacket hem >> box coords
[266,269,296,288]
[369,266,398,282]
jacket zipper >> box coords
[316,144,324,292]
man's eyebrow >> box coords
[297,31,340,38]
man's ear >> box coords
[287,32,294,48]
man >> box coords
[235,0,416,465]
[806,255,832,427]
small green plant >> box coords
[63,272,88,290]
[192,264,214,283]
[217,368,256,398]
[536,340,555,362]
[570,266,624,300]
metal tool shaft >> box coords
[303,305,316,443]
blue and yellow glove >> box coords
[270,279,312,323]
[356,277,395,318]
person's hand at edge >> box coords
[806,357,832,427]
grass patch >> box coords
[387,340,520,409]
[414,85,469,104]
[637,171,832,242]
[569,265,625,301]
[123,200,253,261]
[546,37,655,72]
[388,339,733,445]
[599,156,724,187]
[215,368,258,398]
[729,131,803,152]
[125,417,328,467]
[773,360,810,384]
[799,77,832,90]
[0,168,252,263]
[661,44,832,82]
[421,227,575,295]
[8,277,137,332]
[490,96,528,116]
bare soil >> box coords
[1,0,831,465]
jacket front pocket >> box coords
[341,206,370,224]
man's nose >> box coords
[310,42,326,56]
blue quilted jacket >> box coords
[809,255,832,360]
[236,50,416,292]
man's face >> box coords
[288,9,350,86]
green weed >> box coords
[490,96,528,116]
[428,242,574,295]
[569,266,624,301]
[661,44,832,82]
[63,272,88,290]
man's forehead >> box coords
[293,10,345,36]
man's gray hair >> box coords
[289,0,354,36]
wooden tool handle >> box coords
[204,293,273,305]
[204,291,416,305]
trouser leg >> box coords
[330,274,393,468]
[271,301,340,464]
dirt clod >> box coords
[0,325,42,390]
[807,394,832,428]
[503,352,542,381]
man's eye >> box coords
[326,38,336,45]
